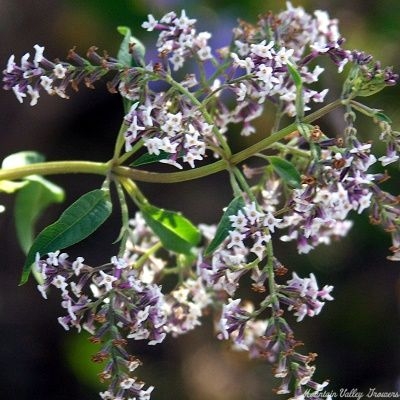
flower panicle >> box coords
[2,44,127,106]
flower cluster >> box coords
[142,10,213,71]
[35,211,213,399]
[279,272,334,322]
[198,202,281,296]
[2,2,400,400]
[216,272,333,397]
[2,45,123,105]
[36,249,167,397]
[123,94,212,168]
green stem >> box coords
[117,138,145,165]
[229,98,343,165]
[118,176,148,207]
[0,160,110,181]
[112,123,128,161]
[0,100,343,185]
[134,242,163,270]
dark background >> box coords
[0,1,400,399]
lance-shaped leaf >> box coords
[117,26,145,68]
[15,175,64,254]
[1,151,65,254]
[130,151,171,167]
[204,196,245,256]
[117,26,146,114]
[287,61,304,120]
[2,150,45,169]
[267,156,302,188]
[141,204,201,255]
[20,189,112,285]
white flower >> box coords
[51,275,68,294]
[72,257,85,276]
[120,377,135,389]
[275,47,294,65]
[250,40,274,58]
[40,76,54,94]
[12,85,26,103]
[6,54,15,73]
[27,85,40,106]
[227,230,246,249]
[197,45,212,61]
[145,137,164,155]
[53,63,67,79]
[229,210,248,232]
[33,44,45,67]
[97,270,117,291]
[111,256,128,269]
[142,14,158,31]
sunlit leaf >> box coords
[15,175,64,254]
[267,156,302,188]
[117,26,145,68]
[141,204,200,255]
[0,180,28,193]
[130,151,171,167]
[374,112,392,124]
[2,151,45,169]
[205,196,245,256]
[20,189,112,285]
[117,26,146,113]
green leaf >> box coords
[117,26,145,68]
[15,175,65,254]
[130,151,171,167]
[205,196,245,256]
[1,151,66,254]
[0,180,28,193]
[287,61,304,120]
[2,151,45,169]
[287,61,302,89]
[374,112,392,124]
[20,189,112,285]
[141,204,201,255]
[117,26,146,113]
[267,156,302,188]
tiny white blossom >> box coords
[53,63,67,79]
[33,44,45,67]
[51,275,68,293]
[72,257,85,276]
[111,256,128,269]
[40,76,54,94]
[12,85,26,103]
[142,14,158,31]
[97,270,117,291]
[120,377,136,389]
[6,54,15,73]
[27,85,39,106]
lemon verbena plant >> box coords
[1,3,399,400]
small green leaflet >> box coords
[130,151,171,167]
[287,61,304,120]
[20,189,112,285]
[141,204,200,255]
[117,26,146,114]
[15,176,64,254]
[2,151,45,169]
[117,26,145,68]
[374,112,392,124]
[267,156,302,188]
[0,180,28,193]
[1,151,65,254]
[205,196,245,256]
